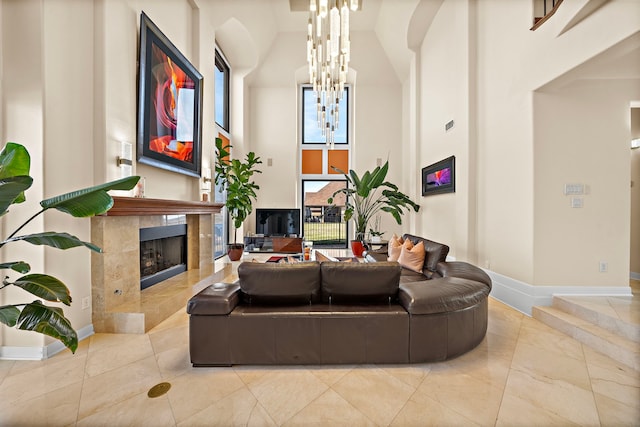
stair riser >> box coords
[553,298,639,343]
[533,307,639,371]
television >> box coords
[255,208,301,237]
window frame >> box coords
[215,48,230,132]
[301,85,349,145]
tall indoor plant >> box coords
[328,161,419,256]
[214,137,262,260]
[0,142,139,353]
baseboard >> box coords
[631,271,640,281]
[0,323,94,361]
[487,270,632,316]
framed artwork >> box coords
[422,156,455,196]
[137,12,203,177]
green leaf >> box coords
[0,176,33,216]
[40,176,140,217]
[0,306,20,327]
[0,143,31,206]
[0,261,31,273]
[0,143,31,179]
[17,301,77,353]
[6,231,102,253]
[13,274,72,305]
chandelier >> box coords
[307,0,358,147]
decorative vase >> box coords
[350,240,365,257]
[227,243,244,261]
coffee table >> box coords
[314,248,364,262]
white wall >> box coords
[632,108,640,276]
[418,0,474,260]
[415,0,640,288]
[534,79,640,286]
[0,0,213,354]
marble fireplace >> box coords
[90,197,228,333]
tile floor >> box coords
[0,295,638,425]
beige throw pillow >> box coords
[387,234,404,262]
[398,240,426,273]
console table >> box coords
[244,236,303,253]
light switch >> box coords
[564,183,584,195]
[571,197,583,208]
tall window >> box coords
[302,86,348,145]
[215,50,230,132]
[299,85,352,248]
[214,47,231,258]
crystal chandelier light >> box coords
[307,0,358,147]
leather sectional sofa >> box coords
[187,234,491,366]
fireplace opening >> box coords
[140,224,187,290]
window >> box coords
[299,84,352,248]
[214,46,230,258]
[215,49,230,131]
[302,180,348,248]
[302,86,348,145]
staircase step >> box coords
[533,305,640,371]
[552,295,639,343]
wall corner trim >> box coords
[487,270,632,316]
[0,324,94,361]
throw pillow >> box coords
[398,240,426,273]
[387,234,404,262]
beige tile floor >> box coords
[0,295,638,425]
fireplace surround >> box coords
[90,197,227,333]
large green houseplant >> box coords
[328,161,419,256]
[0,142,139,353]
[214,137,262,261]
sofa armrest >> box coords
[187,283,240,315]
[436,261,492,290]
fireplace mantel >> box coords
[91,197,228,333]
[106,196,223,216]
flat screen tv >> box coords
[255,208,301,237]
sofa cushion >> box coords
[403,234,449,273]
[397,240,426,273]
[398,277,490,315]
[238,261,321,304]
[387,234,404,261]
[320,261,401,303]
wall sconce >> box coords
[202,167,212,191]
[632,138,640,149]
[117,141,133,178]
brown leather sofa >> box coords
[187,235,491,366]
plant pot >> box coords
[350,240,365,257]
[227,243,245,261]
[371,236,382,244]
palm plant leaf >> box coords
[17,301,77,353]
[0,142,30,205]
[0,261,30,273]
[0,306,20,327]
[0,176,33,216]
[5,231,102,253]
[40,176,140,217]
[13,274,72,305]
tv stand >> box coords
[244,236,302,253]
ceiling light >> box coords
[307,0,354,147]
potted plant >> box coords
[0,142,139,353]
[368,215,384,243]
[214,137,262,261]
[328,161,419,256]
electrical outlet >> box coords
[599,261,608,273]
[82,296,90,310]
